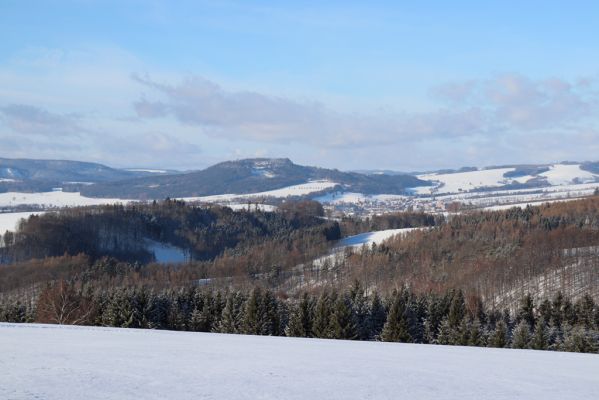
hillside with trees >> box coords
[1,197,599,353]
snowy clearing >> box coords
[311,228,423,267]
[0,211,46,234]
[1,323,597,400]
[338,228,422,248]
[0,191,131,209]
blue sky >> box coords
[1,1,598,170]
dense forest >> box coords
[0,199,340,264]
[1,281,597,353]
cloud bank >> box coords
[132,73,599,153]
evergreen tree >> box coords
[368,291,387,340]
[551,292,564,328]
[488,319,508,348]
[285,293,313,337]
[328,296,357,340]
[242,287,264,335]
[561,325,597,353]
[349,281,369,340]
[531,319,548,350]
[448,290,466,329]
[436,317,452,345]
[312,292,332,338]
[517,294,535,327]
[538,298,552,325]
[215,294,238,333]
[467,319,484,347]
[260,290,280,336]
[511,321,531,349]
[575,294,596,329]
[381,294,411,343]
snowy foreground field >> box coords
[1,324,598,400]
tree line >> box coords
[1,281,597,353]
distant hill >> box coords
[0,158,176,193]
[81,158,430,199]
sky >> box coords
[1,1,599,171]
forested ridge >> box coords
[1,199,340,264]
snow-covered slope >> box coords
[180,180,337,202]
[338,228,421,248]
[1,323,597,400]
[539,164,597,185]
[0,191,131,208]
[415,168,515,194]
[412,163,599,195]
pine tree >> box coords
[368,291,386,340]
[467,319,484,347]
[328,296,357,340]
[261,290,280,336]
[538,298,552,325]
[285,293,313,337]
[349,281,369,340]
[531,319,548,350]
[575,294,596,329]
[517,294,535,327]
[448,290,466,329]
[551,292,564,328]
[436,317,452,345]
[381,294,411,342]
[215,294,238,333]
[511,321,531,349]
[242,287,263,335]
[488,319,508,348]
[312,292,332,338]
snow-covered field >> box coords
[415,167,516,194]
[338,228,421,248]
[412,163,599,195]
[1,323,597,400]
[0,191,131,209]
[180,180,338,202]
[0,211,46,234]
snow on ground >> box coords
[482,198,578,211]
[1,323,597,400]
[312,228,423,267]
[338,228,421,248]
[0,191,131,209]
[180,180,338,202]
[0,211,46,233]
[146,240,188,264]
[540,164,597,185]
[412,164,599,196]
[414,168,515,194]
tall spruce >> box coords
[381,293,412,343]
